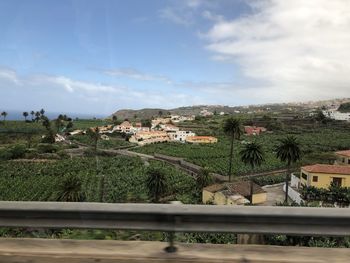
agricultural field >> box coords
[0,156,198,204]
[70,133,132,149]
[72,119,111,130]
[0,121,45,146]
[132,127,350,176]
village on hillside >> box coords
[64,113,268,146]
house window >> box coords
[348,159,350,164]
[301,173,308,180]
[312,176,318,182]
[342,158,345,163]
[332,177,342,187]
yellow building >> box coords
[129,131,170,146]
[300,164,350,188]
[335,150,350,165]
[202,181,267,205]
[186,136,218,144]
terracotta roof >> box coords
[335,150,350,158]
[203,184,225,193]
[227,181,266,197]
[302,164,350,175]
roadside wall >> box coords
[283,183,304,204]
[291,173,300,188]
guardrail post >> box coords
[164,201,182,253]
[164,231,177,253]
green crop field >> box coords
[0,156,198,204]
[132,128,350,176]
[70,134,132,149]
[72,119,111,130]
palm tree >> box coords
[1,111,8,121]
[55,175,85,202]
[223,117,243,182]
[275,136,301,203]
[35,111,41,122]
[146,167,167,203]
[87,127,100,153]
[42,116,51,129]
[30,110,35,121]
[196,167,213,190]
[240,142,265,203]
[23,112,29,121]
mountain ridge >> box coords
[111,98,350,120]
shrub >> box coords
[10,144,27,159]
[57,150,69,159]
[0,144,26,160]
[253,174,286,186]
[0,148,12,160]
[37,143,59,153]
[38,153,60,159]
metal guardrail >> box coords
[0,201,349,236]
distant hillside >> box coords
[112,104,289,120]
[338,102,350,113]
[111,98,350,120]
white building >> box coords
[323,109,350,121]
[168,130,196,142]
[114,121,133,133]
[129,131,170,146]
[171,115,195,123]
[160,123,180,132]
[200,109,214,117]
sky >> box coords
[1,0,350,115]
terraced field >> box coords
[132,128,350,176]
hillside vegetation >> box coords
[338,102,350,112]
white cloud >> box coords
[204,0,350,102]
[0,68,20,84]
[0,67,203,113]
[103,68,172,84]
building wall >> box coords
[323,110,350,121]
[213,192,231,205]
[202,190,228,205]
[252,193,267,204]
[202,190,240,205]
[186,137,218,144]
[300,169,350,188]
[203,190,262,205]
[169,131,196,142]
[202,190,214,204]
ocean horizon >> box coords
[1,110,106,121]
